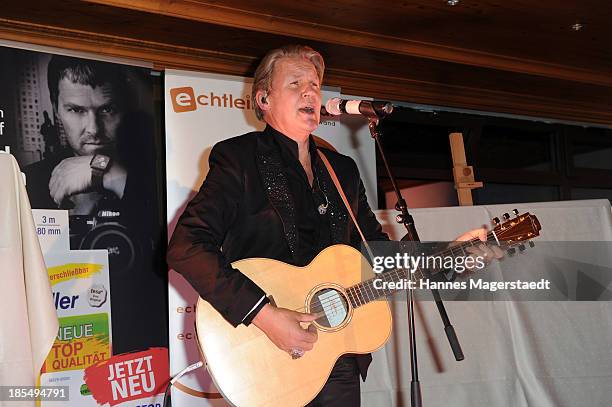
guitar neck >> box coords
[345,212,541,309]
[344,235,494,308]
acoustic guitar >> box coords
[195,211,541,406]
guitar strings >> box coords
[303,266,422,315]
[308,258,447,315]
[306,245,443,314]
[303,234,506,315]
[306,271,417,315]
[307,236,476,313]
[304,216,533,315]
[304,269,411,314]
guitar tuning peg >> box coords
[513,209,519,216]
[492,217,500,225]
[529,241,535,248]
[507,248,516,256]
[503,213,510,220]
[518,244,526,252]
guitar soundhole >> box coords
[309,288,349,329]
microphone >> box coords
[320,105,332,117]
[325,97,394,118]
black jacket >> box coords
[167,127,388,378]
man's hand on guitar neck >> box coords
[252,304,318,355]
[454,227,504,272]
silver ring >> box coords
[290,348,304,359]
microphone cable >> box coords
[163,360,205,407]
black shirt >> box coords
[268,125,332,266]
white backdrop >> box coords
[365,199,612,406]
[164,69,377,406]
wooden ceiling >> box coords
[1,0,611,124]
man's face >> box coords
[263,57,321,141]
[55,78,123,156]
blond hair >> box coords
[252,45,325,120]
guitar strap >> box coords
[317,149,375,262]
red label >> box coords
[84,347,169,406]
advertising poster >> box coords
[33,208,169,406]
[0,43,168,357]
[164,69,376,406]
[33,209,112,406]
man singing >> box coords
[167,44,500,406]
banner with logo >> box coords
[0,43,168,361]
[164,69,377,406]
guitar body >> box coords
[195,244,392,407]
[194,212,543,406]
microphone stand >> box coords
[367,118,465,407]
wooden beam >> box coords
[1,14,611,125]
[84,0,612,87]
[0,18,255,74]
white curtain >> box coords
[0,153,58,404]
[363,200,612,406]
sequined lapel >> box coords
[256,136,298,257]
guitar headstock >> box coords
[492,210,541,255]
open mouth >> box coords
[299,106,315,114]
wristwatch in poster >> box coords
[90,154,111,190]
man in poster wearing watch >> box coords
[90,154,112,191]
[24,56,129,214]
